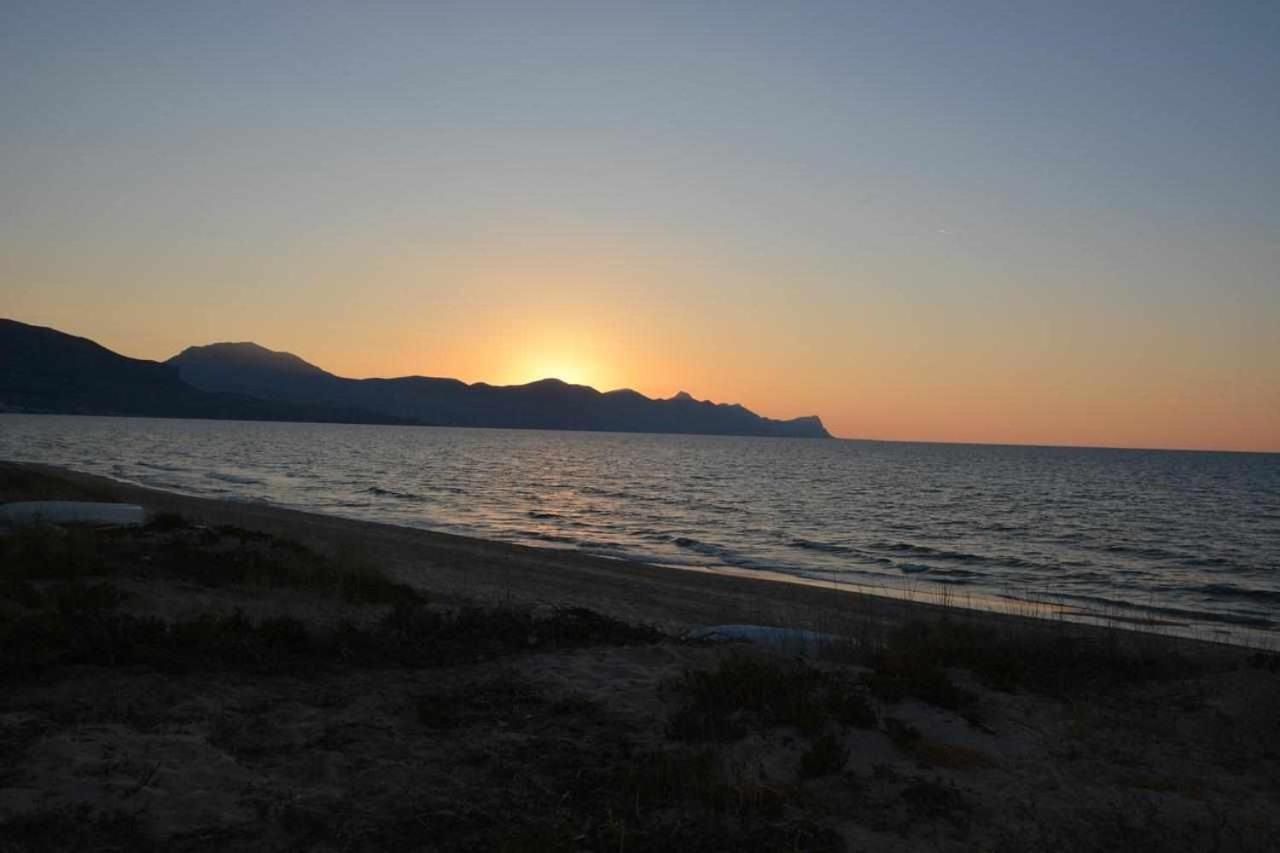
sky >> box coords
[2,1,1278,452]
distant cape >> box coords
[1,319,831,438]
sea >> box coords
[2,414,1277,646]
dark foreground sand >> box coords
[2,460,1278,851]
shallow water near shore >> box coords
[3,414,1278,643]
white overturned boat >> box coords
[0,501,147,528]
[688,624,850,655]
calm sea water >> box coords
[3,414,1278,643]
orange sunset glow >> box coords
[2,3,1278,453]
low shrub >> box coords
[0,601,661,683]
[668,652,876,742]
[799,732,850,779]
[865,618,1196,698]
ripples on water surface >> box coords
[3,415,1278,643]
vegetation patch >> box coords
[901,775,971,821]
[1,524,103,582]
[861,617,1197,699]
[218,680,843,853]
[416,677,547,731]
[0,806,158,852]
[0,598,662,683]
[337,602,663,669]
[667,652,876,742]
[863,648,977,712]
[0,516,422,605]
[0,609,316,680]
[799,731,850,779]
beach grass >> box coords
[668,651,877,742]
[0,593,661,684]
[0,513,423,605]
[855,613,1200,697]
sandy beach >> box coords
[2,460,1278,851]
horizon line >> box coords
[840,435,1279,456]
[6,318,1275,454]
[3,409,1275,455]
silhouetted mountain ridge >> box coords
[0,320,409,425]
[173,342,329,377]
[170,341,829,436]
[0,320,830,437]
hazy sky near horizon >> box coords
[3,2,1278,451]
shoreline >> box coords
[3,460,1266,655]
[3,413,1274,648]
[4,459,1279,850]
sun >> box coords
[501,328,611,389]
[522,360,594,387]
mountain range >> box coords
[0,319,830,438]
